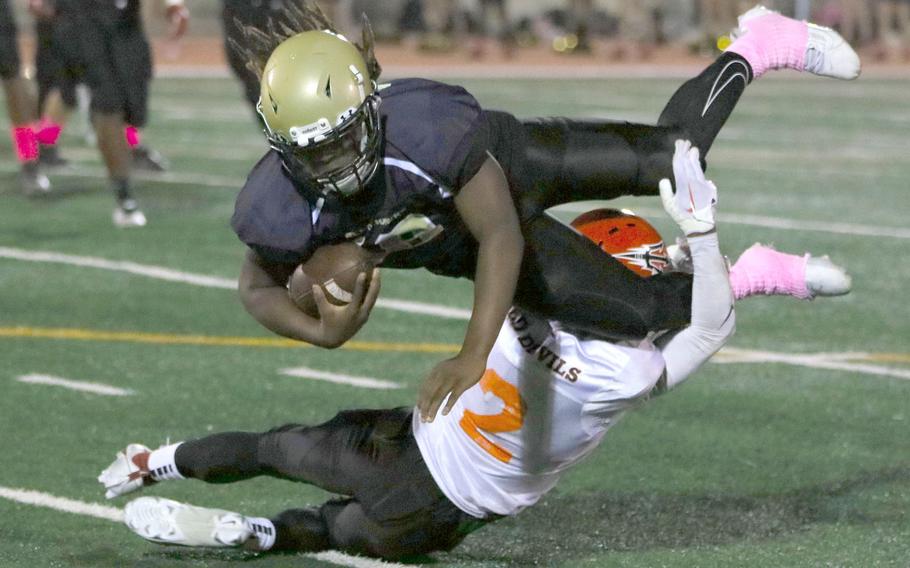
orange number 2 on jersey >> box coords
[459,369,524,462]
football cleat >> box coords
[124,497,254,548]
[803,21,862,80]
[113,199,147,228]
[805,254,852,297]
[728,5,861,80]
[131,146,169,172]
[20,162,52,196]
[98,443,153,499]
[729,243,851,301]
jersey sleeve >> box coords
[380,79,490,192]
[230,151,315,266]
[657,234,736,389]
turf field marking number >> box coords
[459,369,524,462]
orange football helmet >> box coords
[571,208,669,277]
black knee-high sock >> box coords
[174,432,262,483]
[657,52,754,156]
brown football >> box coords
[288,242,377,317]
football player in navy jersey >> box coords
[229,4,861,421]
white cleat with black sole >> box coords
[113,199,147,228]
[124,497,254,548]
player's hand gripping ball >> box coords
[288,242,378,317]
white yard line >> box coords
[0,486,124,522]
[0,247,238,288]
[374,298,470,320]
[715,348,910,380]
[309,551,408,568]
[0,486,407,568]
[16,374,135,396]
[279,367,402,390]
[0,247,471,320]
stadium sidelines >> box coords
[0,486,407,568]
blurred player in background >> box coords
[31,9,175,172]
[229,3,861,422]
[1,0,51,195]
[99,142,849,560]
[27,0,188,228]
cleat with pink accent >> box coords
[729,243,851,301]
[726,5,860,80]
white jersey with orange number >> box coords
[412,309,667,519]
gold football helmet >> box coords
[258,30,382,197]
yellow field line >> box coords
[0,326,459,354]
[1,326,907,363]
[863,353,910,364]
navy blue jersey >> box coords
[231,78,496,278]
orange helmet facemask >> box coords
[571,208,669,277]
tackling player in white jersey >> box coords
[98,140,850,560]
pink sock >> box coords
[124,125,140,148]
[35,118,63,146]
[11,126,39,162]
[726,10,808,78]
[729,244,812,300]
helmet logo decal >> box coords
[269,91,278,114]
[324,76,332,98]
[612,243,669,275]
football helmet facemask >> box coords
[571,208,669,277]
[258,30,382,197]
